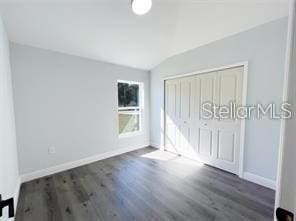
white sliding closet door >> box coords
[195,71,217,163]
[165,66,243,175]
[164,76,195,156]
[214,67,243,174]
[165,79,179,152]
[178,76,195,156]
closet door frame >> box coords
[162,62,248,178]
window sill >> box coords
[119,131,143,139]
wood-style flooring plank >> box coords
[15,147,275,221]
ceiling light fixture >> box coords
[131,0,152,15]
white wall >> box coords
[0,15,19,220]
[10,43,150,175]
[150,18,288,183]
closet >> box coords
[164,66,243,174]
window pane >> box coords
[118,83,126,107]
[118,82,139,107]
[119,111,140,134]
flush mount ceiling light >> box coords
[131,0,152,15]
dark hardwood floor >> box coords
[16,147,275,221]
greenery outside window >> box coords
[118,80,143,137]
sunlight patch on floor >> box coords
[141,150,204,167]
[141,150,178,161]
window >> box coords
[118,80,143,136]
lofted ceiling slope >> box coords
[0,0,289,70]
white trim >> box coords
[161,61,248,177]
[243,172,276,190]
[150,139,276,190]
[119,131,143,138]
[118,107,140,110]
[150,141,162,149]
[275,0,295,212]
[117,79,143,85]
[20,143,149,183]
[239,63,248,178]
[117,80,144,138]
[162,62,248,81]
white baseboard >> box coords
[20,143,149,183]
[19,142,276,191]
[150,142,276,190]
[149,141,163,149]
[242,172,276,190]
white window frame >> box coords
[117,80,144,138]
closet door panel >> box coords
[165,80,179,152]
[195,72,217,161]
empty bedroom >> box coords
[1,0,296,220]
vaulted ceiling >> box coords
[0,0,289,70]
